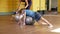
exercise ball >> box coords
[15,14,20,22]
[25,16,35,25]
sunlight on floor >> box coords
[51,28,60,33]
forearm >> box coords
[17,0,21,11]
[25,4,29,8]
[17,4,20,11]
[25,0,29,8]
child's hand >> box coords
[16,11,18,14]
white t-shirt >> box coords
[15,11,26,20]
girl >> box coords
[14,8,26,27]
[17,0,32,11]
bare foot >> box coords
[48,25,53,29]
[23,23,25,26]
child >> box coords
[25,9,53,28]
[14,8,53,28]
[12,8,26,27]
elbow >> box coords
[26,3,29,6]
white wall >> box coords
[51,0,57,8]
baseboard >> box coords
[58,12,60,14]
[51,8,57,11]
[37,10,47,15]
[0,12,15,15]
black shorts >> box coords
[26,12,41,21]
[34,12,41,21]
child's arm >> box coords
[41,17,53,28]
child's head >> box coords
[18,8,26,14]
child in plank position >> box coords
[14,8,53,28]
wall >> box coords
[51,0,57,8]
[32,0,46,11]
[58,0,60,12]
[0,0,8,12]
[40,0,46,10]
[0,0,46,15]
[32,0,40,11]
[0,0,18,12]
[0,0,25,15]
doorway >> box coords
[46,0,58,14]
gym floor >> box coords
[0,15,60,34]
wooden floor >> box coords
[0,15,60,34]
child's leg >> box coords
[37,17,53,28]
[18,18,23,25]
[22,16,25,25]
[18,16,25,26]
[17,19,21,25]
[23,12,26,25]
[34,12,53,28]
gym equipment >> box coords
[25,16,35,25]
[15,14,35,25]
[15,14,20,22]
